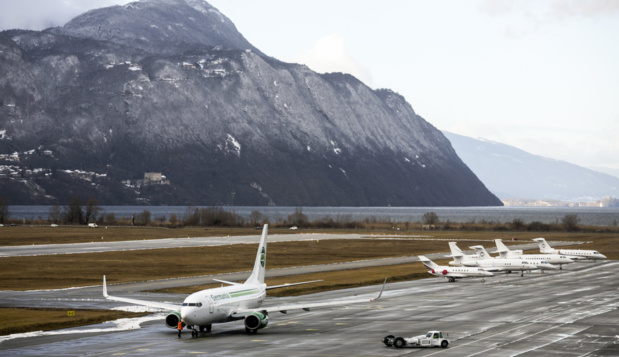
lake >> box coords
[7,206,619,226]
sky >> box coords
[2,0,618,177]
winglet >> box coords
[103,275,108,298]
[371,278,387,302]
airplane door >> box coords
[208,297,214,314]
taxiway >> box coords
[1,260,617,356]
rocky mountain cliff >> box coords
[0,0,502,206]
[443,131,619,202]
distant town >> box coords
[502,196,619,208]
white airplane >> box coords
[418,255,493,282]
[470,245,540,276]
[103,224,385,337]
[532,237,607,261]
[494,239,574,270]
[447,242,483,267]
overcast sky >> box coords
[2,0,618,177]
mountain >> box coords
[0,0,502,207]
[443,131,619,202]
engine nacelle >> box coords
[165,311,181,329]
[244,311,268,330]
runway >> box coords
[1,260,617,356]
[0,232,580,257]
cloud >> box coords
[0,0,131,31]
[288,34,374,87]
[478,0,619,38]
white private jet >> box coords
[532,237,607,261]
[103,224,386,337]
[419,255,494,282]
[470,245,541,276]
[447,242,483,267]
[494,239,574,270]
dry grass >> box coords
[0,239,445,290]
[0,226,263,246]
[1,229,616,291]
[0,308,148,336]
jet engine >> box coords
[165,311,181,329]
[244,311,269,331]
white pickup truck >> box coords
[383,330,449,348]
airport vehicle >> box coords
[532,237,607,261]
[419,255,493,282]
[103,224,386,336]
[383,330,449,348]
[448,242,483,266]
[469,246,538,276]
[495,239,574,270]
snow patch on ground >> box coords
[0,314,162,343]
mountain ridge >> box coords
[443,131,619,202]
[0,0,501,206]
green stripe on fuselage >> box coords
[229,288,261,298]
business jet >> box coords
[470,245,540,276]
[447,242,483,267]
[494,239,574,270]
[103,224,385,337]
[419,255,494,282]
[532,237,607,261]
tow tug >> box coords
[383,330,449,348]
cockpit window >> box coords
[182,302,201,307]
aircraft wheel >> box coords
[394,337,405,348]
[481,278,485,283]
[383,335,394,346]
[441,340,448,348]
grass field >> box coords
[0,308,148,336]
[1,226,616,336]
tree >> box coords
[84,198,101,223]
[249,210,263,226]
[287,207,308,226]
[422,211,439,225]
[65,195,84,224]
[561,214,580,232]
[0,196,8,224]
[136,210,152,226]
[48,204,61,224]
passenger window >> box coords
[433,333,439,338]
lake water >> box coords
[8,206,619,226]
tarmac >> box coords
[0,235,616,356]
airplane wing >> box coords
[267,280,323,290]
[103,276,179,311]
[233,278,387,315]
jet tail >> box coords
[470,245,492,260]
[244,224,268,285]
[448,242,465,257]
[532,237,553,253]
[494,239,510,253]
[418,255,439,271]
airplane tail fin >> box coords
[448,242,464,257]
[494,239,510,252]
[470,245,492,259]
[244,224,268,285]
[418,255,439,271]
[532,237,553,253]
